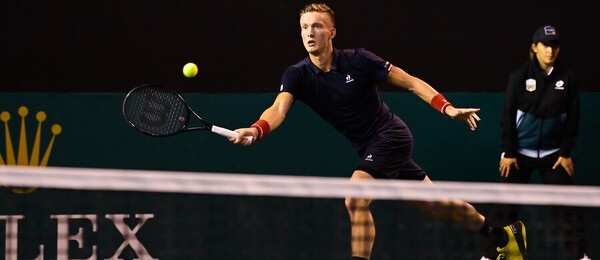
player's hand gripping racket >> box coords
[123,84,251,141]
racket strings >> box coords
[124,86,190,136]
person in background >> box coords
[481,25,591,260]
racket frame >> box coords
[123,84,250,141]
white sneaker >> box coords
[480,257,493,260]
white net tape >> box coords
[1,166,599,207]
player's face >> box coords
[300,12,335,55]
[532,41,560,67]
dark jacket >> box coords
[501,56,580,158]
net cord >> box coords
[1,166,599,207]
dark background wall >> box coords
[2,0,599,93]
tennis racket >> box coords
[123,84,251,141]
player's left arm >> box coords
[386,66,481,131]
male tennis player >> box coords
[232,3,526,259]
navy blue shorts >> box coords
[355,119,427,180]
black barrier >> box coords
[3,1,600,93]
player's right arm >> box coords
[231,92,294,145]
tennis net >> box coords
[1,166,598,259]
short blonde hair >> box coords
[299,3,335,26]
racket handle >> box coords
[211,125,253,142]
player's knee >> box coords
[345,197,371,215]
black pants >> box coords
[481,153,590,259]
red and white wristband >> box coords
[430,93,453,114]
[251,119,271,140]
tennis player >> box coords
[232,3,526,259]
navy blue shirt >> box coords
[280,48,398,150]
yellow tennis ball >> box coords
[182,63,198,78]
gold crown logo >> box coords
[1,106,62,193]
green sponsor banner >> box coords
[1,93,598,258]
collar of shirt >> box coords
[306,49,340,75]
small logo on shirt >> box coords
[555,80,565,90]
[346,74,354,84]
[280,84,284,91]
[525,78,536,92]
[365,154,374,162]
